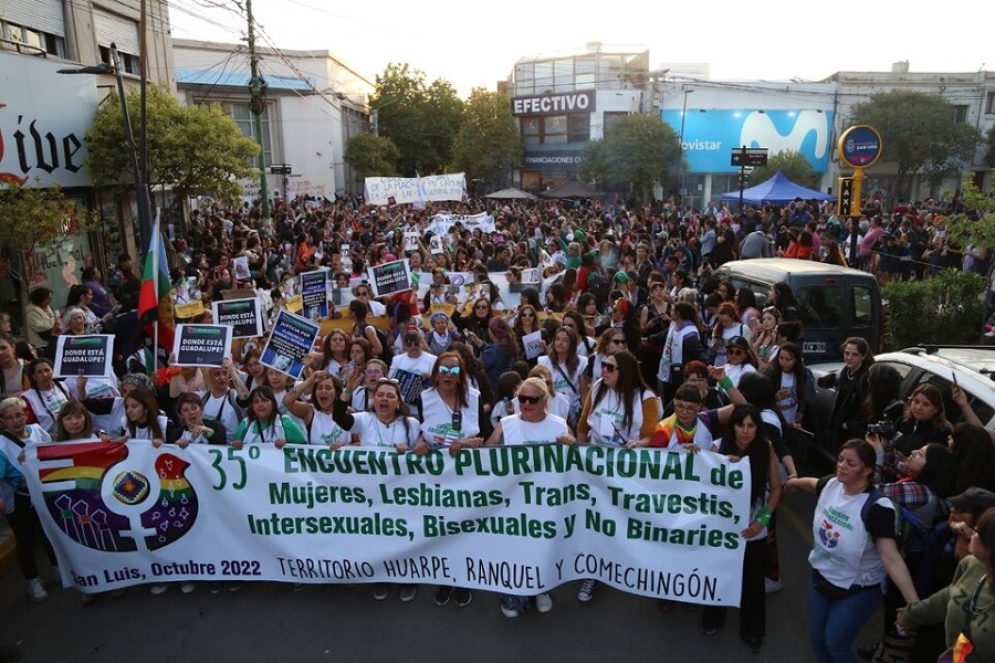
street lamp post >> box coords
[677,87,694,203]
[59,43,153,251]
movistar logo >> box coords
[740,110,830,159]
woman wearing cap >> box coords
[485,377,574,617]
[898,506,995,663]
[710,303,751,368]
[785,440,919,663]
[425,312,460,356]
[723,336,759,389]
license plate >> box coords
[803,341,827,354]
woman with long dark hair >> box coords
[231,386,306,449]
[828,337,875,449]
[538,326,588,429]
[282,370,350,447]
[701,405,781,653]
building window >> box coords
[567,114,589,142]
[986,92,995,115]
[952,104,968,123]
[226,102,273,167]
[1,21,65,57]
[99,46,140,75]
[521,116,540,146]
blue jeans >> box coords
[808,583,882,663]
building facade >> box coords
[173,39,374,202]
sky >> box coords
[167,0,993,98]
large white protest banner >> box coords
[25,443,749,605]
[365,174,467,206]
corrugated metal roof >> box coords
[176,68,313,92]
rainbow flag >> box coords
[138,214,171,322]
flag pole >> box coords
[152,208,161,376]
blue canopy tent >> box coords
[719,171,836,205]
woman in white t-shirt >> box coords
[485,377,575,619]
[537,326,588,429]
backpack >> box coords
[363,323,393,365]
[587,272,610,311]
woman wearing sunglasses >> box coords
[485,377,575,618]
[573,350,660,603]
[723,335,759,389]
[415,351,485,609]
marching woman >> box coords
[20,358,71,437]
[785,439,919,663]
[653,301,708,404]
[573,350,660,603]
[425,312,461,357]
[333,373,420,602]
[107,387,170,448]
[282,370,350,447]
[54,399,99,442]
[166,392,227,447]
[538,326,589,430]
[231,386,306,449]
[415,351,485,609]
[700,405,781,654]
[195,359,248,445]
[485,377,575,618]
[348,359,388,413]
[0,397,57,602]
[315,330,352,378]
[511,304,544,367]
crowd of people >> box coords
[1,192,994,661]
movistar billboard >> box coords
[662,109,834,173]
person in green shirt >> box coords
[232,385,306,448]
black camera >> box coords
[866,421,896,437]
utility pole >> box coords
[246,0,270,220]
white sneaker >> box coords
[577,579,597,603]
[149,584,169,596]
[535,592,553,613]
[27,578,48,602]
[764,578,782,594]
[180,582,196,594]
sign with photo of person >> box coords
[173,276,205,319]
[260,310,321,379]
[299,269,330,321]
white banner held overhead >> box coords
[365,174,467,206]
[25,442,750,606]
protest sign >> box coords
[367,259,412,298]
[172,324,233,368]
[53,335,114,378]
[392,368,425,403]
[521,267,540,284]
[173,277,204,319]
[25,443,749,606]
[233,256,251,281]
[429,236,444,255]
[364,173,466,205]
[261,309,320,379]
[300,270,330,321]
[404,231,420,253]
[212,298,264,339]
[522,331,545,360]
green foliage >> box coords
[578,114,680,205]
[943,173,995,251]
[344,133,401,177]
[372,64,464,175]
[748,150,817,189]
[852,91,980,201]
[451,88,522,189]
[0,179,80,249]
[85,85,260,204]
[882,269,987,348]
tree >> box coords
[852,91,980,202]
[451,89,522,190]
[747,150,818,189]
[85,85,260,205]
[943,173,995,250]
[578,114,681,205]
[371,64,463,175]
[344,133,402,177]
[0,180,83,269]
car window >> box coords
[916,372,995,427]
[796,285,842,328]
[727,279,769,309]
[878,360,915,384]
[852,285,875,327]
